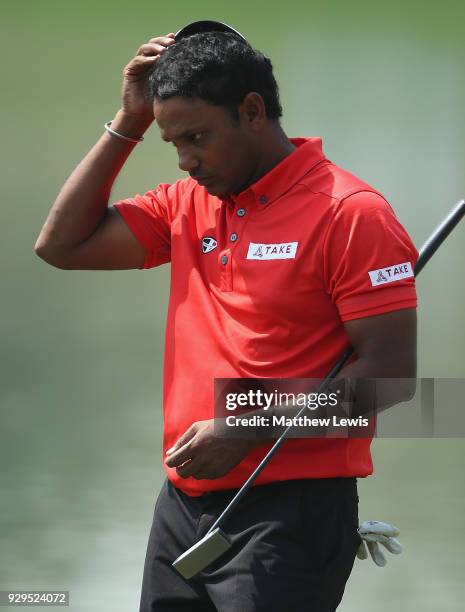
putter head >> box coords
[172,527,232,579]
[175,20,247,43]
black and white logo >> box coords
[202,236,218,254]
[246,242,298,260]
[368,262,414,286]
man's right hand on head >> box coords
[34,34,178,270]
[121,33,175,119]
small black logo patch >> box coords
[202,236,218,254]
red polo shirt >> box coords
[114,137,417,496]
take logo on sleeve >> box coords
[246,242,299,260]
[368,262,414,286]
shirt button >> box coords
[259,195,268,204]
[237,208,246,217]
[221,255,228,265]
[230,233,238,242]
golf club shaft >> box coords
[415,199,465,275]
[207,198,465,536]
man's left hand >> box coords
[165,419,258,479]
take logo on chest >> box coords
[246,242,299,260]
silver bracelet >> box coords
[104,121,144,143]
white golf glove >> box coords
[357,520,403,567]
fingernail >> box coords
[166,448,173,455]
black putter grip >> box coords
[208,199,465,535]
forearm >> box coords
[332,351,417,418]
[35,110,152,260]
[221,345,417,442]
[336,350,416,380]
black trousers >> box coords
[140,478,360,612]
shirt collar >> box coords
[226,137,327,208]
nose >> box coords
[177,148,200,173]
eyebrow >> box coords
[161,128,206,143]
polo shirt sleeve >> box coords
[113,183,174,269]
[323,191,418,321]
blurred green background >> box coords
[1,0,464,610]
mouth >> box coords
[193,176,215,187]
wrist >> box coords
[111,109,154,139]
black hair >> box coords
[150,32,282,120]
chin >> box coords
[205,183,228,198]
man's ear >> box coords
[238,92,267,131]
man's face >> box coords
[153,96,260,197]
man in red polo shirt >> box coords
[35,26,417,612]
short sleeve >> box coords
[323,191,418,321]
[113,183,174,269]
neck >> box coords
[234,124,296,194]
